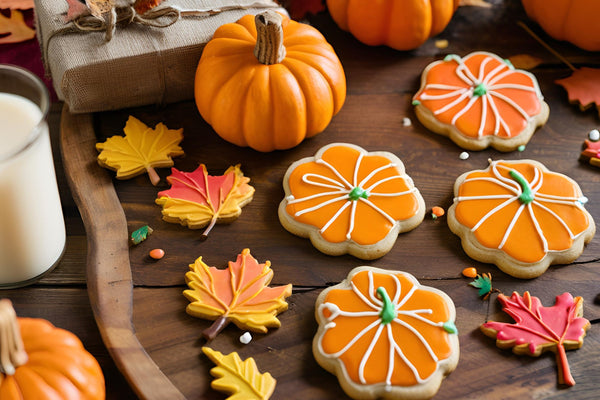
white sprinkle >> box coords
[239,332,252,344]
[578,196,589,205]
[589,129,600,141]
[459,151,470,160]
[402,117,412,127]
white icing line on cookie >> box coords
[460,161,589,255]
[289,155,418,242]
[359,324,385,384]
[318,270,455,388]
[498,203,526,249]
[418,54,541,139]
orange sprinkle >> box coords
[462,267,477,278]
[431,206,445,218]
[149,248,165,260]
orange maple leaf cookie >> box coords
[448,160,595,279]
[278,143,426,260]
[413,52,549,151]
[313,267,459,400]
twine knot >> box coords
[69,5,181,42]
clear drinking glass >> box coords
[0,64,66,288]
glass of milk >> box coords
[0,64,66,288]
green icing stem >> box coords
[509,169,534,205]
[349,187,368,201]
[376,287,396,325]
[473,83,487,97]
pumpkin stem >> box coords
[0,299,28,377]
[254,10,286,65]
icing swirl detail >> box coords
[318,270,455,387]
[285,145,419,243]
[415,52,543,139]
[455,160,591,262]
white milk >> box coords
[0,92,65,286]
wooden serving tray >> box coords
[60,7,600,400]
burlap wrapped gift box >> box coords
[35,0,287,113]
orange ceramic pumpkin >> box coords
[326,0,460,50]
[521,0,600,51]
[194,11,346,152]
[0,300,105,399]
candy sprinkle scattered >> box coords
[149,248,165,260]
[402,117,412,127]
[431,206,445,219]
[240,332,252,344]
[589,129,600,142]
[459,151,469,160]
[435,39,449,49]
[462,267,478,278]
[131,225,153,245]
[517,145,526,152]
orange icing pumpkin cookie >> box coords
[313,267,459,400]
[448,159,595,279]
[278,143,426,260]
[413,52,549,152]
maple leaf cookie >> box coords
[278,143,426,260]
[313,267,459,400]
[413,52,549,151]
[448,160,595,279]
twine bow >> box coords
[58,5,180,42]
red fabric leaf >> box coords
[481,292,589,386]
[556,67,600,116]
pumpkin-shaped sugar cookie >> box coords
[278,143,425,259]
[448,160,595,278]
[413,52,549,151]
[313,267,459,400]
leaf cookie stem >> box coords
[203,315,231,341]
[147,165,160,186]
[556,342,575,386]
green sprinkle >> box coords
[131,225,153,245]
[444,54,460,62]
[469,274,493,297]
[473,83,487,97]
[517,145,526,152]
[509,169,534,204]
[377,287,397,325]
[412,99,421,106]
[349,187,368,201]
[443,321,458,334]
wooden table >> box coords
[3,1,600,399]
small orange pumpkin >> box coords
[326,0,460,50]
[194,11,346,152]
[0,300,105,399]
[521,0,600,51]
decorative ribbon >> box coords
[42,1,281,75]
[52,1,280,43]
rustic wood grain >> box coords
[54,1,600,399]
[60,108,185,399]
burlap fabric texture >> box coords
[35,0,287,113]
